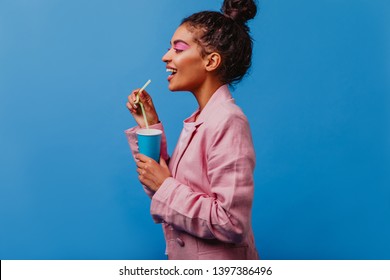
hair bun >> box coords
[221,0,257,25]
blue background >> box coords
[0,0,389,259]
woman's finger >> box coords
[127,94,138,110]
[136,153,153,163]
[126,102,137,113]
[136,168,145,175]
[135,160,143,168]
[138,175,154,188]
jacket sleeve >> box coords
[150,114,255,244]
[124,122,170,199]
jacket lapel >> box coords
[170,123,200,177]
[170,85,233,177]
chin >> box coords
[168,83,183,92]
[168,82,194,92]
[168,84,176,91]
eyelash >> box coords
[167,48,184,53]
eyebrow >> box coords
[170,39,190,46]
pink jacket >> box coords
[125,85,259,259]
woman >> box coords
[125,0,259,260]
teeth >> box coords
[166,68,177,74]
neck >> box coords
[191,78,224,111]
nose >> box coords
[162,49,172,63]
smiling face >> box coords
[162,24,209,92]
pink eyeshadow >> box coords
[174,42,190,51]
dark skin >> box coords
[126,24,222,192]
[126,89,171,192]
[135,154,170,192]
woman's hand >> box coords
[126,89,159,128]
[135,154,171,192]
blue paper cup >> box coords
[136,128,162,162]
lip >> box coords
[166,65,177,71]
[166,65,177,81]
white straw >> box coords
[134,79,152,129]
[139,103,149,129]
[139,79,151,94]
[135,79,151,104]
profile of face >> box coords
[162,24,210,92]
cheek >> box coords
[175,49,204,69]
[177,56,204,74]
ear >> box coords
[204,52,221,72]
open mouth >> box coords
[166,68,177,76]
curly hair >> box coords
[181,0,257,85]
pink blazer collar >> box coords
[186,84,233,126]
[171,85,233,177]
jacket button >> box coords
[176,238,185,247]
